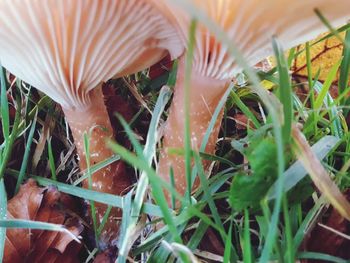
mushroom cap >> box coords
[0,0,183,109]
[152,0,350,80]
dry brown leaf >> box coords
[292,32,346,83]
[4,179,83,263]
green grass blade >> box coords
[293,24,350,58]
[230,90,261,129]
[167,60,178,87]
[15,114,37,193]
[0,65,9,141]
[73,155,121,186]
[314,60,341,109]
[200,85,233,152]
[313,81,343,138]
[143,86,172,164]
[282,195,294,263]
[7,168,167,217]
[293,200,323,248]
[223,221,232,263]
[0,179,7,263]
[339,30,350,106]
[108,142,181,242]
[268,135,339,199]
[170,167,176,210]
[109,142,192,263]
[193,153,225,235]
[117,191,132,263]
[83,133,98,242]
[97,205,112,237]
[189,84,232,197]
[116,114,144,159]
[186,220,208,250]
[0,93,21,180]
[314,9,346,47]
[117,86,171,260]
[292,127,350,220]
[242,209,252,263]
[47,137,57,181]
[184,20,197,202]
[272,38,293,144]
[0,219,79,242]
[287,47,296,68]
[298,252,348,263]
[305,42,317,135]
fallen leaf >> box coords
[4,179,83,263]
[292,32,346,84]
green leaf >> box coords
[230,137,278,211]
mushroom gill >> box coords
[0,0,182,245]
[153,0,350,203]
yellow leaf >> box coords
[260,80,275,90]
[292,32,346,83]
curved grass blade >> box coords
[298,252,348,263]
[7,168,169,217]
[230,90,261,129]
[0,65,9,140]
[15,114,37,193]
[339,30,350,109]
[292,125,350,220]
[184,20,197,202]
[0,219,79,242]
[73,155,121,186]
[268,135,340,200]
[272,38,293,144]
[47,137,57,181]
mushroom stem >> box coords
[158,57,228,202]
[63,85,131,244]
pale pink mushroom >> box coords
[153,0,350,202]
[0,0,182,244]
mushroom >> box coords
[153,0,350,202]
[0,0,182,244]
